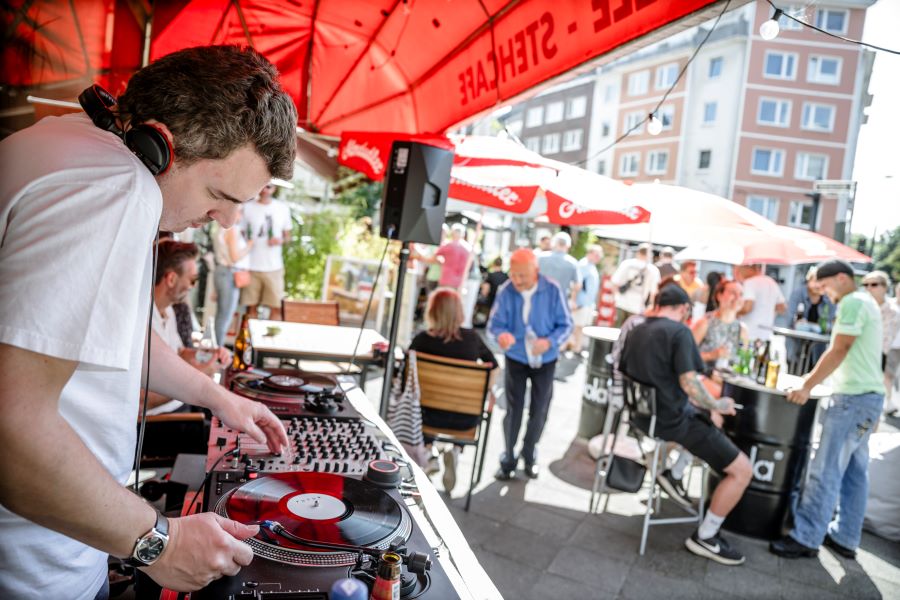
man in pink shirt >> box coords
[432,223,472,289]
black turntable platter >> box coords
[217,472,411,566]
[236,370,339,395]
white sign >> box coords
[813,180,856,194]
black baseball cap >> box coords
[814,259,854,280]
[657,283,692,307]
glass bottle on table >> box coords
[232,314,253,371]
[195,317,217,363]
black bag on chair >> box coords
[606,455,647,493]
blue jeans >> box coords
[791,392,884,550]
[214,265,240,345]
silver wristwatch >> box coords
[125,512,169,567]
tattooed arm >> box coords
[679,371,736,415]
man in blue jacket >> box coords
[489,248,573,479]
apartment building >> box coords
[501,1,875,242]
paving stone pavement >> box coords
[366,349,900,599]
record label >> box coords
[286,493,347,520]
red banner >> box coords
[545,192,651,226]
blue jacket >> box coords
[488,275,573,365]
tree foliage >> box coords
[872,226,900,283]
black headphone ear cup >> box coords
[124,124,173,176]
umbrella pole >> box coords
[379,241,410,418]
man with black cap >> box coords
[621,284,752,565]
[770,259,884,560]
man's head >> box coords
[537,232,552,251]
[636,242,652,260]
[735,264,761,282]
[154,240,200,308]
[508,247,539,292]
[660,246,675,263]
[585,244,604,264]
[655,283,692,323]
[118,46,297,232]
[861,270,890,304]
[814,259,856,302]
[680,260,698,284]
[450,223,466,241]
[551,231,572,252]
[805,266,823,294]
[257,182,277,204]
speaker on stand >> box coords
[378,141,454,418]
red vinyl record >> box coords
[222,472,403,550]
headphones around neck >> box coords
[78,84,173,176]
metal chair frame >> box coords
[590,374,708,555]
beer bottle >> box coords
[232,314,253,371]
[369,552,401,600]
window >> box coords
[506,120,523,137]
[601,121,611,137]
[525,106,543,127]
[757,98,791,127]
[659,105,675,131]
[751,148,785,176]
[597,160,606,176]
[628,70,649,96]
[778,5,805,31]
[541,133,560,154]
[655,63,678,90]
[524,136,540,153]
[624,111,645,134]
[620,153,640,177]
[698,150,711,170]
[562,129,583,152]
[764,51,797,80]
[647,151,669,175]
[546,101,564,124]
[567,96,587,119]
[703,102,717,124]
[808,56,841,85]
[815,9,848,35]
[789,201,815,229]
[801,103,835,132]
[747,196,779,221]
[708,57,723,79]
[795,153,828,180]
[604,85,615,103]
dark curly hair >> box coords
[117,45,297,180]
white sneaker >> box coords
[442,447,459,492]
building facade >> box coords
[500,0,875,242]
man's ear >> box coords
[164,270,178,288]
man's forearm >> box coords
[679,371,727,412]
[148,337,222,412]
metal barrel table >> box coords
[578,326,620,439]
[707,373,831,540]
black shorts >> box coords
[664,411,740,474]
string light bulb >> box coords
[760,8,783,41]
[647,113,663,136]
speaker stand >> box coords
[379,241,410,418]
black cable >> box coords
[765,0,900,55]
[345,233,393,376]
[132,230,161,493]
[182,448,241,515]
[572,0,733,167]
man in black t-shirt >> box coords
[621,285,752,566]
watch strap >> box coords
[124,511,169,567]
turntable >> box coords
[227,368,358,419]
[194,470,460,599]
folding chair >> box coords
[415,351,494,511]
[591,375,707,555]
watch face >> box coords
[136,536,166,563]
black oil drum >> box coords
[706,377,821,540]
[578,327,619,439]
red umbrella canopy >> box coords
[5,1,727,134]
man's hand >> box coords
[716,396,737,416]
[497,332,515,350]
[531,338,551,355]
[267,237,282,247]
[142,513,257,591]
[787,386,811,406]
[215,392,289,454]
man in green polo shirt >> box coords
[770,259,884,560]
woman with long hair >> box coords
[692,278,749,372]
[409,288,497,491]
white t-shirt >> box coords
[740,274,786,341]
[149,304,185,415]
[242,199,292,272]
[611,258,661,314]
[212,224,251,270]
[0,114,161,599]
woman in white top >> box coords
[212,207,253,345]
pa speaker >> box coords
[380,141,453,245]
